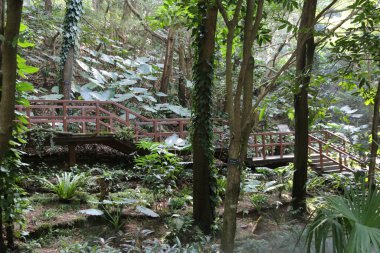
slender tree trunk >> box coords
[291,0,317,212]
[369,78,380,188]
[192,1,218,234]
[0,0,23,162]
[61,47,74,100]
[92,0,102,10]
[159,28,175,102]
[178,43,188,106]
[45,0,52,13]
[224,30,234,114]
[221,0,263,251]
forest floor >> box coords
[15,146,326,253]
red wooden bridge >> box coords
[16,100,369,173]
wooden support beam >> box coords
[68,144,76,167]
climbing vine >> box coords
[59,0,84,72]
[190,0,218,218]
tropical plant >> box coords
[42,172,86,201]
[306,186,380,253]
[250,193,268,213]
[134,141,184,199]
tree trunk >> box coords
[369,78,380,188]
[221,0,264,251]
[224,30,234,115]
[92,0,102,10]
[5,218,14,249]
[0,0,23,162]
[192,1,218,235]
[159,28,175,103]
[61,47,74,100]
[0,207,5,253]
[178,43,188,107]
[291,0,317,212]
[45,0,52,13]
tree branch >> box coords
[315,0,338,22]
[125,0,168,43]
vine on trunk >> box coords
[59,0,83,72]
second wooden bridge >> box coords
[17,100,368,173]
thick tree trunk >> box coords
[369,78,380,188]
[61,47,74,100]
[45,0,52,13]
[159,28,175,102]
[0,1,23,251]
[291,0,317,212]
[192,2,218,234]
[5,219,14,249]
[0,0,23,162]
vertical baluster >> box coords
[270,134,274,156]
[82,107,86,133]
[51,108,55,128]
[254,135,258,157]
[63,101,68,132]
[26,106,31,129]
[153,121,158,142]
[339,152,343,172]
[179,120,184,138]
[279,133,283,159]
[262,134,266,160]
[125,111,130,126]
[96,102,100,134]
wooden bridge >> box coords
[16,100,369,173]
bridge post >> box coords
[318,141,324,171]
[179,120,184,138]
[153,120,158,142]
[68,144,76,167]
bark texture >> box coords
[0,0,23,162]
[291,0,317,212]
[221,0,264,251]
[45,0,52,13]
[369,78,380,188]
[192,2,218,234]
[61,47,74,100]
[159,28,175,102]
[0,1,23,252]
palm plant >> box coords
[306,185,380,253]
[42,172,86,201]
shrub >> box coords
[42,172,85,201]
[134,141,184,198]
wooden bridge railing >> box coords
[15,100,228,142]
[16,100,371,171]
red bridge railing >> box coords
[16,100,371,171]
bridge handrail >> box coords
[309,134,366,168]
